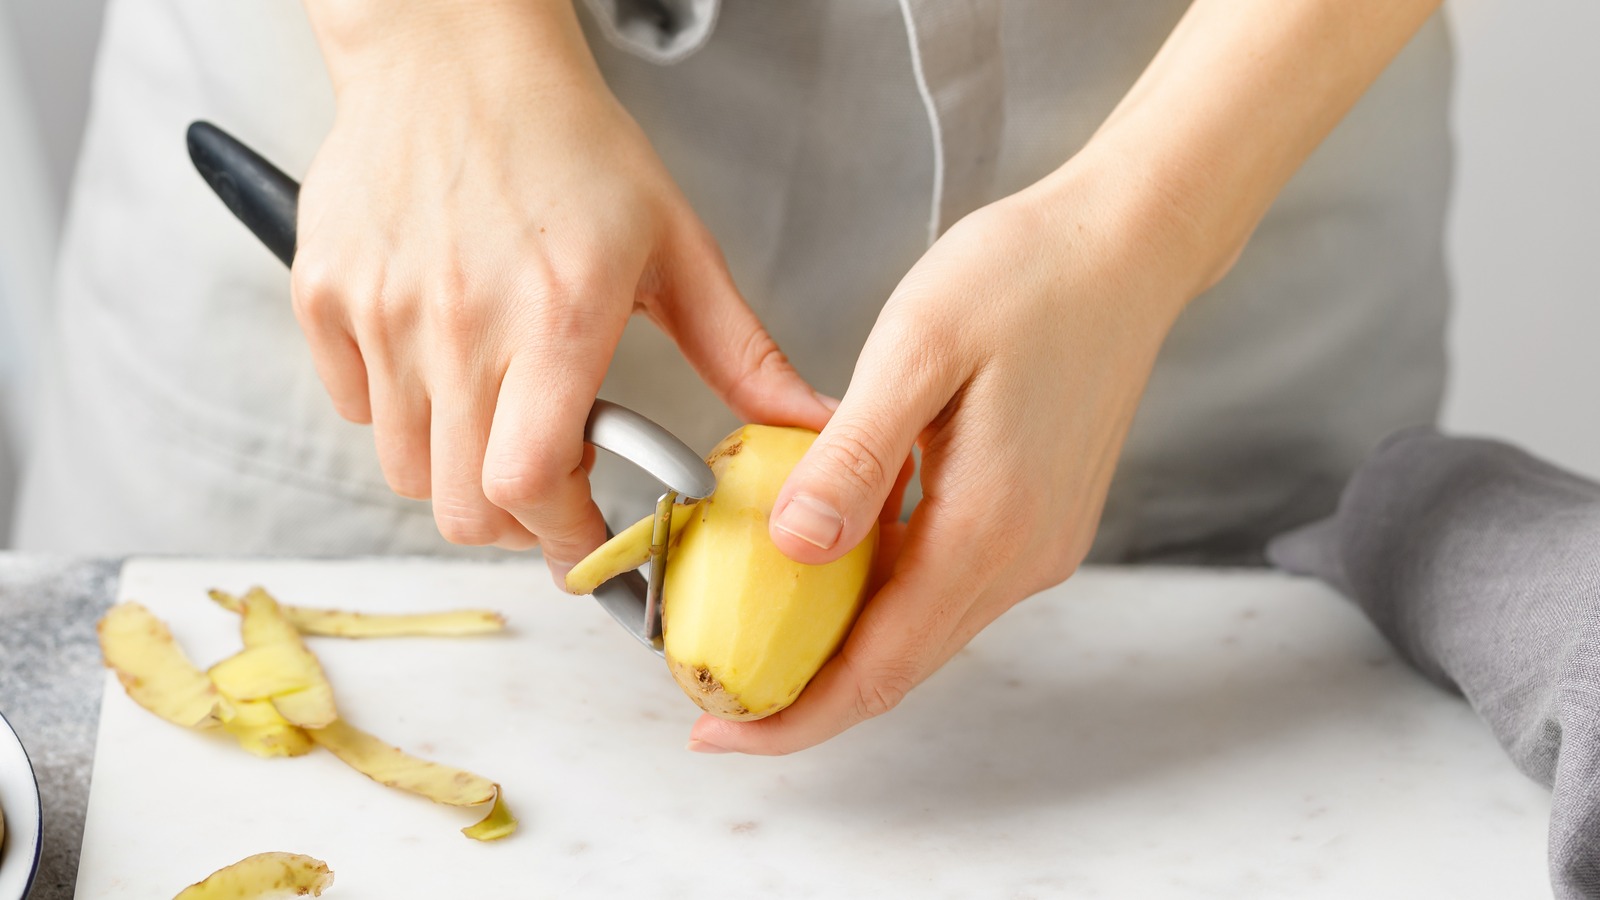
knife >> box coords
[184,120,714,656]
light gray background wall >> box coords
[1439,0,1600,480]
[0,0,1595,549]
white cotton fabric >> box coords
[14,0,1454,563]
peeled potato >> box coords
[209,588,505,638]
[172,852,333,899]
[98,602,232,728]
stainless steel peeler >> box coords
[185,120,715,656]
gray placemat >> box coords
[0,555,119,900]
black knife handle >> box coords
[186,120,299,267]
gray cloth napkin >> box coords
[1267,428,1600,898]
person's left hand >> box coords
[685,158,1229,754]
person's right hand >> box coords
[294,1,833,577]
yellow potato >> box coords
[568,427,878,721]
[309,719,515,841]
[172,852,332,899]
[209,588,506,638]
[98,602,232,728]
[669,427,875,720]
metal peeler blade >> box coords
[583,402,715,656]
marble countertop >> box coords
[2,555,1557,898]
[0,555,119,900]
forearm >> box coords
[1039,0,1445,304]
[300,0,604,97]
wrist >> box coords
[1017,139,1244,322]
[302,0,603,99]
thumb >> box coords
[769,330,959,565]
[651,233,834,432]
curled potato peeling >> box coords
[209,645,318,700]
[217,590,339,729]
[98,602,232,728]
[208,588,506,638]
[309,720,516,840]
[172,852,333,899]
[100,587,516,842]
[564,503,698,595]
[219,694,314,759]
[462,790,518,842]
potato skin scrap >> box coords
[461,790,518,842]
[173,852,332,899]
[98,602,232,728]
[219,696,314,759]
[308,720,516,840]
[208,646,317,700]
[565,503,698,595]
[229,591,339,729]
[308,720,495,805]
[210,588,506,638]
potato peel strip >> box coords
[236,591,338,729]
[309,720,516,840]
[172,851,333,899]
[98,602,231,728]
[210,588,506,638]
[564,502,698,595]
[101,589,517,842]
[208,645,316,700]
[218,693,314,759]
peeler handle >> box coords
[185,120,717,501]
[186,121,298,267]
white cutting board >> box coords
[77,558,1551,899]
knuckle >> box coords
[725,331,793,410]
[1041,548,1080,589]
[385,471,430,501]
[841,649,919,721]
[816,428,893,500]
[530,288,613,348]
[425,268,482,343]
[433,505,499,546]
[854,668,914,720]
[289,260,342,326]
[482,461,558,511]
[873,308,967,393]
[330,266,414,339]
[1039,532,1086,587]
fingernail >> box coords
[814,391,841,412]
[687,739,733,754]
[774,494,843,550]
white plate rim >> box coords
[0,709,41,900]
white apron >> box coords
[13,0,1454,563]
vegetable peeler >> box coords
[185,120,715,656]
